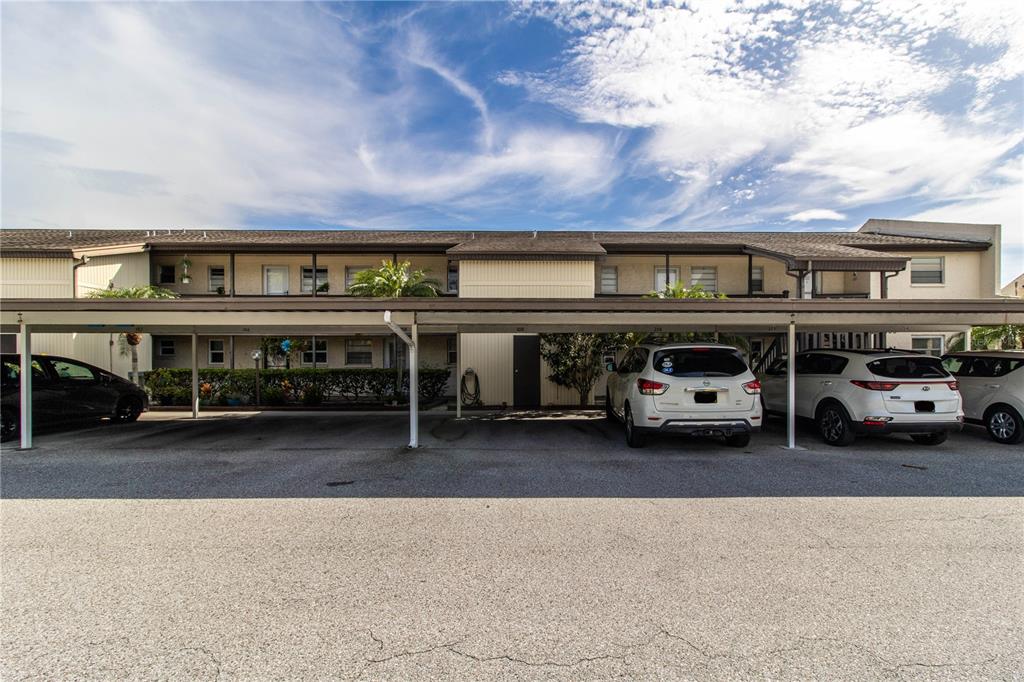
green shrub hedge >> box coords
[144,367,451,407]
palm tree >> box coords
[87,285,178,384]
[346,260,442,298]
[640,282,749,353]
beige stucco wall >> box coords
[870,251,989,299]
[599,255,798,296]
[150,253,450,295]
[459,260,594,298]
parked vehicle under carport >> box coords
[1,354,148,442]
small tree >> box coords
[87,285,178,385]
[540,333,618,407]
[641,282,749,353]
[948,325,1024,351]
[644,282,725,300]
[347,260,442,298]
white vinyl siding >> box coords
[911,257,944,284]
[690,266,717,292]
[458,261,595,298]
[600,266,618,293]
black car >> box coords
[1,354,148,442]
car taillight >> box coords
[947,380,959,391]
[742,379,761,394]
[637,378,669,395]
[850,380,900,391]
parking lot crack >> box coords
[180,646,223,678]
[365,639,465,665]
[446,645,625,668]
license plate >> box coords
[694,392,717,404]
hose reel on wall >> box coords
[460,367,481,406]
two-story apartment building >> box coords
[0,219,1003,406]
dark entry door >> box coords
[513,335,541,407]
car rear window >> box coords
[652,348,748,377]
[867,356,949,379]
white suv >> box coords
[605,344,762,448]
[941,350,1024,444]
[761,350,963,446]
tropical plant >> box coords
[644,282,726,300]
[948,325,1024,351]
[637,283,749,353]
[87,285,178,384]
[346,260,442,298]
[540,333,620,407]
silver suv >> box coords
[942,351,1024,444]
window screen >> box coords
[750,266,764,293]
[208,266,225,292]
[867,356,949,379]
[301,267,329,293]
[600,266,618,293]
[208,339,225,364]
[652,348,747,377]
[911,257,944,284]
[302,339,328,365]
[447,337,457,364]
[159,339,176,356]
[346,339,372,365]
[911,336,944,357]
[690,266,717,292]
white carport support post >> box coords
[963,326,972,351]
[384,311,418,448]
[455,332,462,419]
[191,332,199,419]
[786,318,797,449]
[19,322,32,450]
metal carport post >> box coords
[18,320,32,449]
[384,311,418,448]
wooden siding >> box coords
[459,260,595,298]
[76,252,150,296]
[0,257,73,298]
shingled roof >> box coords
[0,225,991,271]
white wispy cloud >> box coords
[787,209,847,222]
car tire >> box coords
[724,432,750,448]
[984,405,1024,445]
[624,404,646,448]
[114,397,143,424]
[605,390,616,422]
[909,432,947,446]
[1,408,17,443]
[816,402,855,447]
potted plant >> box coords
[316,281,330,293]
[180,256,193,284]
[216,286,225,295]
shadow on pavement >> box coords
[2,412,1021,500]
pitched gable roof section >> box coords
[0,226,986,271]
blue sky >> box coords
[2,1,1022,281]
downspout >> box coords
[72,255,90,298]
[384,311,418,448]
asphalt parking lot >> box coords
[2,411,1023,679]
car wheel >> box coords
[817,402,855,446]
[985,405,1024,445]
[0,408,17,443]
[724,432,750,448]
[114,397,143,424]
[910,432,947,446]
[624,404,646,448]
[605,390,616,422]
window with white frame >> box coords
[600,266,618,293]
[158,264,175,285]
[208,266,225,292]
[345,339,372,365]
[750,266,764,293]
[301,267,329,293]
[302,338,328,365]
[911,257,944,284]
[447,336,457,365]
[159,339,175,356]
[208,339,225,364]
[654,267,679,291]
[911,336,944,357]
[345,266,370,291]
[690,266,717,292]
